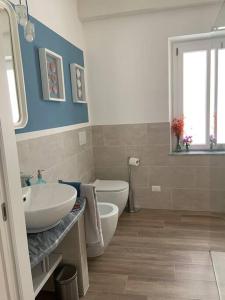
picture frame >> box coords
[70,63,86,103]
[39,48,65,102]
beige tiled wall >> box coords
[92,122,225,213]
[17,123,225,212]
[17,126,95,185]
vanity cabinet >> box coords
[54,215,89,296]
[28,198,89,297]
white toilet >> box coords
[94,180,129,217]
[98,202,118,248]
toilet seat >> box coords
[98,202,119,219]
[94,180,129,192]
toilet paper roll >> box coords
[128,157,140,167]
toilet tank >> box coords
[93,180,129,216]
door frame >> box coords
[0,1,34,299]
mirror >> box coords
[1,10,19,124]
[0,2,28,129]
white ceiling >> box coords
[78,0,222,22]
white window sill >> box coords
[169,151,225,156]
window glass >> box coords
[183,51,207,145]
[217,48,225,144]
[210,49,216,138]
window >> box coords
[170,34,225,150]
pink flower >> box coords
[183,135,192,145]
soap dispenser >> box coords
[36,170,46,184]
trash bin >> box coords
[55,265,79,300]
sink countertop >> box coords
[27,197,86,269]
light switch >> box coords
[152,186,161,192]
[79,131,87,146]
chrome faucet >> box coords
[20,173,33,187]
[20,170,46,187]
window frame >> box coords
[169,32,225,151]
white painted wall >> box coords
[78,0,221,21]
[84,4,221,125]
[11,0,85,49]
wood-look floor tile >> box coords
[174,264,215,281]
[125,279,219,299]
[103,246,212,266]
[88,260,175,280]
[82,293,148,300]
[88,272,128,294]
[110,235,212,251]
[82,209,224,299]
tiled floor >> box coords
[38,209,225,299]
[82,209,225,300]
[211,251,225,299]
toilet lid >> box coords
[94,180,129,192]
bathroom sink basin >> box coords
[22,183,77,233]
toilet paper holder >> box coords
[127,157,141,213]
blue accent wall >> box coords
[16,16,88,134]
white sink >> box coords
[22,183,77,233]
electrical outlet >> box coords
[79,131,87,146]
[152,186,161,192]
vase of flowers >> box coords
[209,135,217,151]
[171,118,184,152]
[183,136,192,152]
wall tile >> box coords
[44,154,79,183]
[18,122,225,213]
[131,167,149,187]
[80,168,95,184]
[148,166,195,189]
[26,133,64,171]
[120,124,148,146]
[93,146,127,168]
[209,190,225,213]
[77,148,94,177]
[134,187,172,209]
[102,125,124,146]
[103,124,148,146]
[17,126,95,184]
[141,144,170,166]
[92,126,104,146]
[172,189,210,211]
[62,130,79,157]
[125,146,144,164]
[210,168,225,190]
[195,167,210,189]
[147,122,170,145]
[92,123,225,212]
[17,141,31,174]
[169,155,210,166]
[126,144,170,166]
[209,156,225,167]
[95,166,129,181]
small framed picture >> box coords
[39,48,65,101]
[70,63,86,103]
